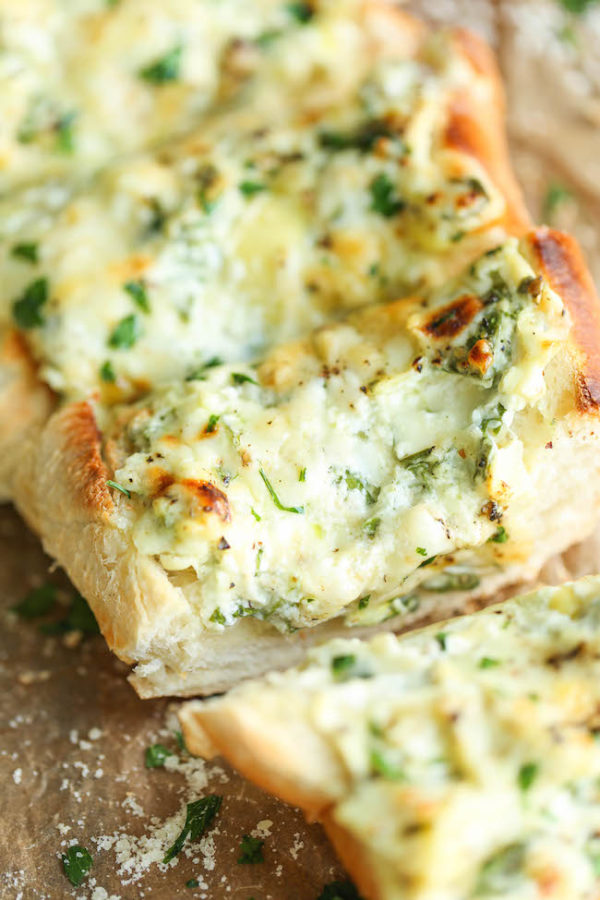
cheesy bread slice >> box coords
[180,574,600,900]
[0,22,527,403]
[13,228,600,696]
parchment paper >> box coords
[3,1,600,897]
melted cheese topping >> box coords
[106,240,569,632]
[0,0,380,192]
[215,575,600,900]
[2,25,510,400]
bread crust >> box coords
[0,329,54,502]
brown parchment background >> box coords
[3,1,600,897]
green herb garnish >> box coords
[369,173,404,217]
[479,657,500,669]
[559,0,598,13]
[543,181,573,220]
[400,447,439,487]
[239,181,267,197]
[331,654,372,681]
[61,845,93,887]
[358,594,370,609]
[145,743,173,768]
[12,583,56,619]
[341,470,380,505]
[416,547,428,557]
[139,46,182,84]
[56,111,76,154]
[287,1,314,21]
[319,119,395,154]
[12,277,48,329]
[435,632,447,651]
[298,467,306,482]
[106,479,131,498]
[488,526,508,543]
[317,881,364,900]
[370,748,405,781]
[108,314,140,349]
[186,356,223,381]
[186,879,200,889]
[232,372,259,386]
[518,762,539,792]
[100,360,116,383]
[259,468,304,514]
[124,280,150,313]
[205,414,220,434]
[11,242,38,263]
[210,608,226,625]
[237,834,265,864]
[362,516,381,538]
[40,592,100,635]
[163,795,222,863]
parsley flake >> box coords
[139,46,182,84]
[12,277,49,329]
[210,608,226,625]
[287,1,314,21]
[317,881,364,900]
[145,743,173,768]
[61,845,93,887]
[11,242,38,263]
[239,181,267,197]
[164,795,222,863]
[232,372,259,386]
[237,834,265,864]
[479,657,500,669]
[369,173,404,217]
[259,468,304,514]
[124,280,150,313]
[12,583,56,619]
[108,314,140,349]
[100,360,116,383]
[518,761,539,792]
[488,526,508,543]
[106,479,131,498]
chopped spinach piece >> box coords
[12,583,56,619]
[232,372,259,386]
[163,795,222,863]
[12,277,49,329]
[369,173,404,217]
[124,280,150,313]
[40,592,100,635]
[237,834,265,864]
[139,46,182,84]
[340,470,380,505]
[61,845,93,887]
[186,879,200,888]
[11,242,38,263]
[259,468,304,514]
[400,447,439,488]
[422,571,480,592]
[481,404,506,436]
[205,414,220,434]
[330,654,372,681]
[108,314,140,349]
[106,479,131,498]
[145,743,173,768]
[210,608,226,625]
[518,762,539,792]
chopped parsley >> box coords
[239,181,267,197]
[232,372,259,386]
[56,111,77,154]
[259,468,304,514]
[488,526,508,543]
[298,467,306,482]
[175,730,188,753]
[186,879,200,889]
[518,762,539,792]
[139,46,182,84]
[370,748,405,781]
[331,654,356,676]
[331,654,372,681]
[205,414,220,434]
[435,632,447,651]
[61,845,93,887]
[12,583,56,619]
[362,516,381,538]
[319,119,395,153]
[12,277,49,329]
[341,470,380,505]
[416,547,428,557]
[145,743,173,768]
[287,1,314,22]
[369,173,404,217]
[100,360,116,383]
[543,181,573,221]
[210,608,226,625]
[108,314,140,349]
[163,795,222,863]
[124,280,150,313]
[186,356,223,381]
[250,507,261,522]
[479,657,500,669]
[358,594,370,609]
[558,0,598,12]
[39,592,100,636]
[106,479,131,498]
[317,881,364,900]
[237,834,265,864]
[11,242,38,263]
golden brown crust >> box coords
[525,226,600,412]
[0,329,55,502]
[444,29,531,237]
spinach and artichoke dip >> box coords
[2,25,509,401]
[105,239,570,633]
[190,575,600,900]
